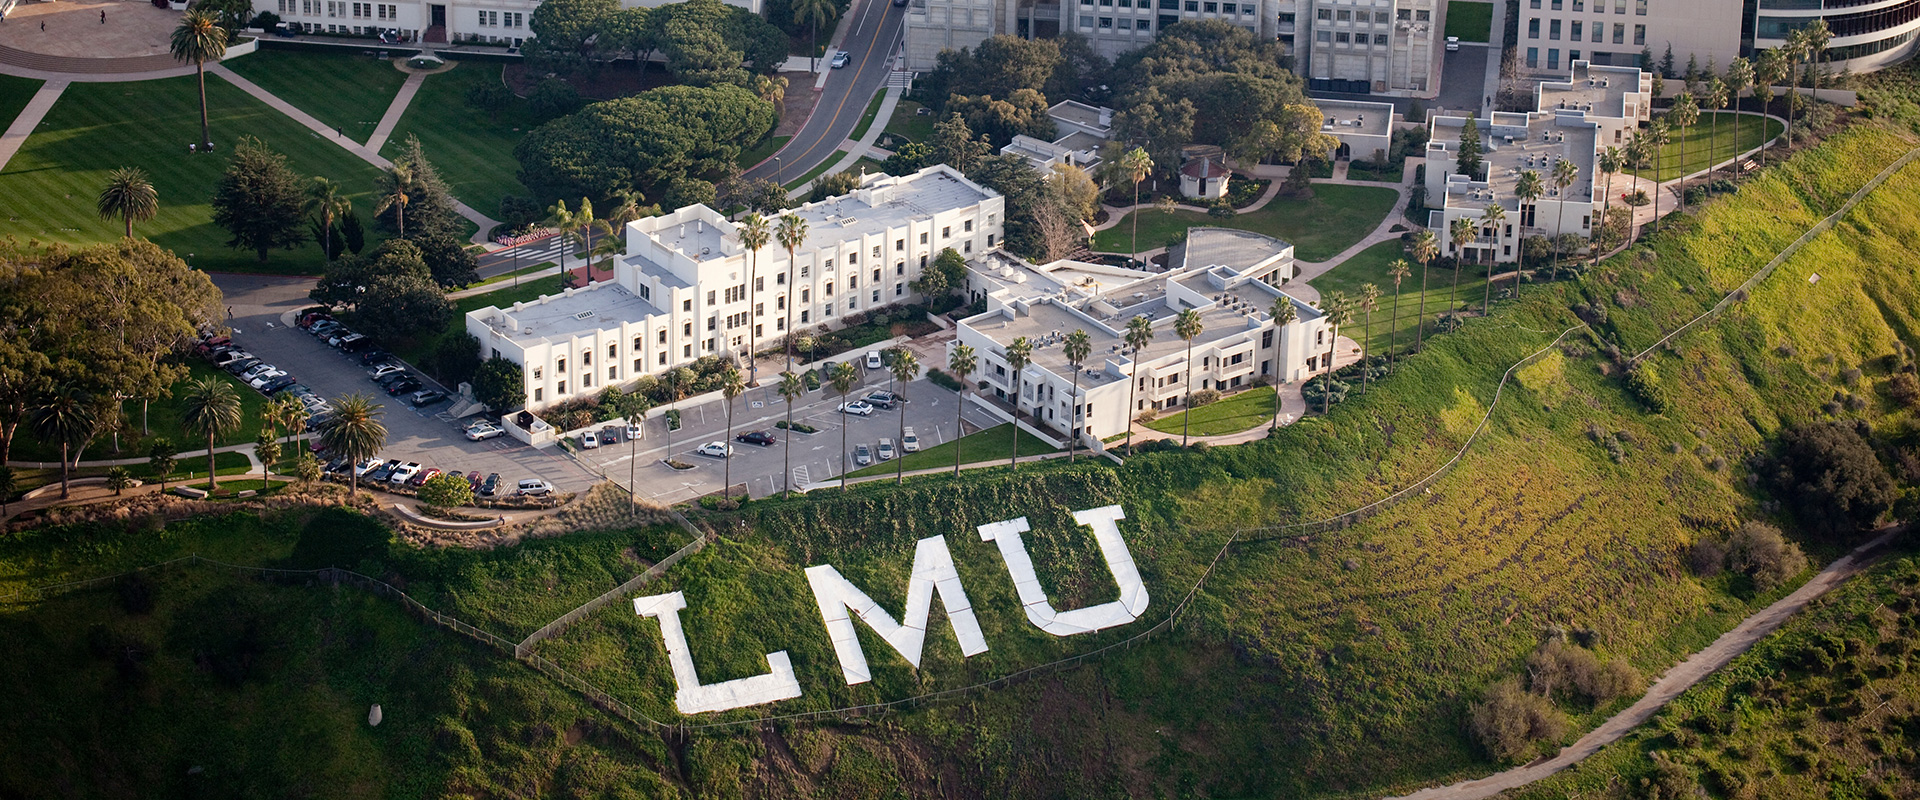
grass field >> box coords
[0,74,43,132]
[0,76,387,276]
[1093,184,1399,261]
[1648,111,1785,180]
[881,98,936,143]
[9,362,272,465]
[377,62,534,213]
[467,259,557,290]
[849,91,887,143]
[1143,386,1277,435]
[786,149,850,191]
[11,451,254,494]
[737,134,791,171]
[841,422,1062,478]
[1444,0,1494,42]
[1308,239,1489,355]
[1344,159,1405,183]
[222,49,407,144]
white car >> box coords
[466,422,505,441]
[626,422,642,440]
[1445,35,1461,51]
[877,437,895,461]
[388,462,422,484]
[352,457,382,477]
[902,427,919,452]
[830,50,850,69]
[369,364,406,380]
[516,478,554,497]
[838,400,875,416]
[695,441,732,458]
[238,363,277,381]
[864,351,883,370]
[852,443,872,465]
[247,369,289,389]
[581,431,599,449]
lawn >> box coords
[0,76,388,276]
[1142,386,1277,435]
[1344,159,1405,183]
[787,149,850,191]
[8,361,273,465]
[1093,183,1399,261]
[1648,111,1784,180]
[881,98,935,143]
[1444,0,1494,42]
[848,91,886,142]
[0,74,43,132]
[10,451,254,494]
[738,134,791,171]
[467,259,557,290]
[1307,239,1488,356]
[377,62,536,214]
[841,422,1061,478]
[221,49,408,145]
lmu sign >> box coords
[631,505,1150,715]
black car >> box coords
[259,375,299,395]
[359,349,392,365]
[374,370,413,388]
[479,472,502,497]
[325,456,352,473]
[409,389,447,406]
[385,378,422,396]
[223,357,261,375]
[735,430,778,446]
[306,413,333,433]
[368,459,402,482]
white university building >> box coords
[260,0,757,45]
[467,165,1005,410]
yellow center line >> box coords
[782,1,897,177]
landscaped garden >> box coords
[1142,386,1277,436]
[222,49,409,144]
[1091,183,1399,261]
[1647,111,1785,180]
[1307,239,1489,355]
[841,423,1062,478]
[8,361,271,465]
[377,62,536,213]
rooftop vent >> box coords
[574,310,595,320]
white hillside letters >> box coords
[805,535,990,686]
[635,504,1149,715]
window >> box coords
[963,219,973,232]
[607,367,616,381]
[755,302,764,317]
[1184,1,1196,11]
[801,288,810,303]
[1316,7,1330,19]
[659,352,667,364]
[1529,0,1540,6]
[707,316,716,331]
[1613,22,1624,43]
[1336,32,1350,42]
[896,238,905,251]
[634,358,643,372]
[825,281,835,296]
[801,311,810,323]
[684,344,692,357]
[849,275,858,289]
[533,367,543,380]
[1570,49,1581,62]
[556,357,567,373]
[1549,19,1560,39]
[707,290,716,305]
[683,322,692,336]
[919,232,928,244]
[801,264,809,278]
[1527,46,1539,67]
[558,380,568,394]
[896,262,905,275]
[1317,30,1331,42]
[872,268,881,282]
[1336,8,1350,20]
[658,330,667,344]
[1203,2,1216,12]
[505,12,522,27]
[1548,48,1560,69]
[1592,23,1602,42]
[1374,33,1388,45]
[1415,9,1429,20]
[534,388,543,402]
[777,272,786,285]
[1528,19,1539,38]
[823,258,833,270]
[1632,23,1644,44]
[683,299,692,312]
[581,351,591,366]
[872,290,880,303]
[1634,0,1645,14]
[1570,21,1582,39]
[1615,0,1625,12]
[1551,0,1561,8]
[895,282,904,296]
[1573,0,1583,9]
[1261,330,1273,347]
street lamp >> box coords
[774,156,782,186]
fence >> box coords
[516,528,712,657]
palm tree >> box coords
[1645,121,1671,231]
[1384,259,1409,360]
[739,213,771,385]
[1356,284,1379,394]
[97,168,158,238]
[33,386,95,499]
[1122,315,1154,454]
[1268,297,1297,426]
[179,376,241,494]
[1754,49,1784,160]
[1173,308,1202,446]
[1006,336,1033,468]
[1479,203,1506,314]
[321,393,386,495]
[1550,157,1579,269]
[571,198,613,276]
[1703,78,1728,176]
[792,0,838,73]
[1120,148,1155,264]
[147,438,178,494]
[1411,231,1438,349]
[1667,94,1698,210]
[303,176,352,262]
[614,393,650,515]
[376,163,415,237]
[776,214,808,371]
[889,351,920,484]
[946,344,975,475]
[1513,170,1543,296]
[543,199,578,278]
[1062,329,1091,462]
[1596,147,1622,264]
[1319,293,1353,415]
[170,9,227,149]
[662,368,687,462]
[1781,30,1808,139]
[720,366,744,500]
[777,371,803,496]
[1725,57,1754,177]
[830,361,858,491]
[751,74,789,108]
[275,392,309,460]
[1447,217,1474,320]
[1805,20,1831,117]
[1624,132,1649,241]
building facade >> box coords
[467,166,1004,410]
[1516,0,1919,79]
[260,0,756,45]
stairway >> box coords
[422,24,446,43]
[0,43,180,74]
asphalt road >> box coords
[739,0,904,185]
[1437,44,1493,117]
[476,234,575,281]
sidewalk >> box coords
[0,77,62,171]
[790,85,901,198]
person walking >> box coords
[41,20,46,31]
[101,10,106,23]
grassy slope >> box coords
[1093,183,1400,261]
[882,98,935,143]
[842,423,1062,478]
[1143,386,1277,435]
[1650,112,1786,180]
[222,49,408,144]
[0,74,43,132]
[1444,1,1494,42]
[0,77,387,277]
[377,62,535,214]
[1310,239,1490,355]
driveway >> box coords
[738,0,903,184]
[1436,44,1492,118]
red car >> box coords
[408,467,441,488]
[465,470,483,492]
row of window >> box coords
[1759,0,1920,40]
[1316,7,1432,23]
[1080,0,1252,10]
[1530,0,1647,13]
[474,10,525,27]
[1315,30,1392,45]
[1530,18,1644,44]
[278,0,396,19]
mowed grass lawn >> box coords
[1143,386,1276,435]
[1307,239,1488,355]
[0,74,44,131]
[9,362,270,464]
[1093,184,1399,261]
[0,76,386,276]
[1444,0,1494,42]
[882,98,935,143]
[1650,111,1784,180]
[379,62,535,215]
[223,49,408,145]
[842,423,1061,478]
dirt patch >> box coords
[775,80,820,138]
[564,721,586,746]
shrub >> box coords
[1207,201,1236,218]
[1186,388,1221,408]
[1727,521,1808,591]
[664,409,682,430]
[526,78,584,122]
[927,368,965,392]
[1624,363,1672,413]
[774,420,818,434]
[1623,189,1650,206]
[1773,422,1898,534]
[418,472,475,510]
[1468,678,1569,762]
[1888,373,1920,408]
[1688,536,1727,576]
[465,80,513,112]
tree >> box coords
[1645,120,1670,229]
[1596,146,1622,257]
[1447,217,1474,317]
[718,366,744,499]
[1120,147,1155,263]
[1754,49,1784,159]
[419,471,475,509]
[830,361,858,491]
[884,142,934,175]
[179,377,240,493]
[254,430,281,479]
[1050,162,1099,222]
[1045,329,1085,462]
[1411,231,1438,349]
[0,466,13,518]
[147,438,178,492]
[1455,116,1484,178]
[516,85,774,214]
[413,232,480,289]
[776,214,808,370]
[776,371,803,496]
[1667,93,1698,210]
[1356,284,1379,394]
[1269,297,1297,425]
[737,213,771,384]
[967,153,1071,261]
[321,394,386,494]
[543,198,578,278]
[1624,132,1650,241]
[1774,421,1898,535]
[212,137,307,263]
[473,356,526,412]
[791,0,837,73]
[105,465,133,496]
[304,176,352,263]
[294,452,324,485]
[929,113,990,175]
[889,351,920,484]
[1006,336,1033,467]
[1469,679,1568,762]
[376,163,415,239]
[310,240,450,342]
[527,79,586,122]
[1512,168,1543,293]
[1385,259,1410,360]
[1123,314,1153,455]
[97,168,158,239]
[34,385,95,499]
[1806,19,1831,108]
[1549,157,1579,270]
[948,90,1055,147]
[526,0,617,70]
[381,137,462,239]
[912,247,968,298]
[1726,521,1807,591]
[1480,203,1506,314]
[1319,294,1352,414]
[1702,77,1728,178]
[947,344,975,476]
[170,9,228,148]
[1173,308,1202,446]
[807,169,861,202]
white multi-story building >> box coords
[1518,0,1919,79]
[259,0,756,46]
[467,165,1004,410]
[953,228,1326,448]
[1423,60,1649,262]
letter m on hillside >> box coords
[805,535,989,685]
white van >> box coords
[902,427,920,452]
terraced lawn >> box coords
[1093,183,1400,262]
[1307,239,1489,356]
[841,423,1062,478]
[378,62,535,216]
[1143,386,1277,436]
[8,361,270,465]
[1647,111,1784,180]
[222,49,407,144]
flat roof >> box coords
[1316,98,1394,138]
[1538,62,1643,119]
[479,282,664,344]
[789,168,992,244]
[1472,115,1599,204]
[1182,228,1289,271]
[1048,100,1111,131]
[1056,130,1106,152]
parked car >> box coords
[223,357,262,375]
[297,311,331,328]
[247,369,289,389]
[337,333,372,352]
[581,431,600,449]
[409,389,447,406]
[388,462,422,484]
[408,467,441,488]
[211,349,252,368]
[625,421,642,440]
[465,471,484,492]
[852,443,872,466]
[309,320,343,338]
[326,330,357,347]
[360,349,393,366]
[878,438,895,461]
[352,457,383,477]
[830,50,850,68]
[306,413,333,433]
[377,27,400,44]
[902,427,920,452]
[195,335,232,355]
[864,390,903,410]
[838,400,875,416]
[480,473,503,497]
[374,371,413,388]
[369,364,406,380]
[516,478,554,497]
[599,426,620,445]
[368,459,402,482]
[261,377,300,395]
[695,441,731,458]
[384,379,422,396]
[864,351,883,369]
[1445,35,1461,51]
[736,430,777,446]
[465,422,505,441]
[238,363,276,381]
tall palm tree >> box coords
[170,9,227,149]
[1667,94,1698,210]
[1513,169,1543,296]
[1725,57,1754,177]
[738,213,771,385]
[662,368,686,463]
[889,351,919,484]
[947,344,975,476]
[777,371,803,496]
[1319,293,1352,416]
[148,438,178,494]
[776,214,808,371]
[1062,329,1091,463]
[376,163,415,237]
[1173,308,1202,446]
[1596,147,1622,264]
[1005,336,1033,468]
[1123,314,1154,455]
[1781,30,1808,139]
[1356,284,1379,394]
[1703,78,1728,176]
[271,392,309,458]
[1805,20,1831,117]
[1754,49,1784,160]
[321,393,386,495]
[1268,297,1297,426]
[1120,148,1155,264]
[1384,259,1409,360]
[615,393,650,515]
[542,199,578,278]
[1411,231,1438,349]
[1550,158,1579,270]
[792,0,838,73]
[604,189,653,233]
[179,376,241,494]
[97,168,158,239]
[33,386,95,499]
[304,176,352,262]
[1447,217,1474,320]
[719,366,744,500]
[571,198,613,275]
[1645,121,1671,232]
[1479,203,1507,314]
[1624,132,1649,241]
[830,361,857,491]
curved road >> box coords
[741,0,904,185]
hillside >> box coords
[2,116,1918,798]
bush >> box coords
[418,471,475,509]
[1726,521,1808,591]
[1526,639,1642,705]
[1186,388,1221,408]
[1687,536,1727,576]
[1773,422,1898,534]
[774,420,818,434]
[1301,379,1351,408]
[465,80,514,112]
[1888,373,1920,408]
[1206,201,1236,218]
[1468,678,1569,762]
[664,409,682,431]
[1623,189,1650,206]
[1624,363,1672,413]
[927,367,965,392]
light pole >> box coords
[774,156,782,186]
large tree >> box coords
[516,84,775,209]
[948,89,1055,148]
[928,113,991,175]
[309,239,451,342]
[473,356,526,412]
[380,136,463,240]
[211,137,308,263]
[524,0,618,73]
[413,231,480,289]
[97,168,158,239]
[967,153,1075,261]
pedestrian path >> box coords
[0,76,62,172]
[365,71,425,153]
